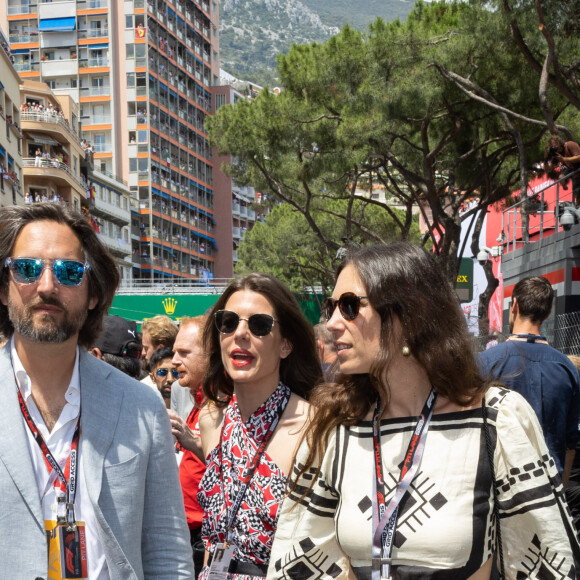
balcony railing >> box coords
[13,62,40,72]
[20,111,82,144]
[82,86,111,97]
[92,143,112,153]
[22,157,86,189]
[82,115,112,125]
[78,28,109,39]
[9,32,38,43]
[8,4,37,15]
[79,57,109,68]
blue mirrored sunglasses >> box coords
[4,257,90,287]
[155,368,180,379]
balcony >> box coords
[78,28,109,39]
[41,58,78,76]
[8,4,37,15]
[92,142,112,153]
[232,202,240,217]
[232,227,241,239]
[82,86,111,97]
[13,62,40,72]
[79,57,109,68]
[77,0,108,8]
[82,115,111,126]
[22,157,86,191]
[97,232,132,257]
[38,0,75,19]
[21,111,82,144]
[247,209,256,222]
[240,205,248,218]
[88,195,130,226]
[9,32,38,43]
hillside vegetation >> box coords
[219,0,414,86]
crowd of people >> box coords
[0,202,579,580]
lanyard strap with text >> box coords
[220,390,290,544]
[371,388,437,580]
[17,388,81,528]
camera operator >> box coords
[544,135,580,205]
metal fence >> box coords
[553,311,580,355]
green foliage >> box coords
[235,202,421,292]
[210,0,574,283]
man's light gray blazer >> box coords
[0,345,195,579]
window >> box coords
[137,130,148,143]
[46,81,56,89]
[125,15,134,29]
[126,44,134,59]
[70,79,77,88]
[92,77,104,87]
[138,158,148,172]
[129,158,137,172]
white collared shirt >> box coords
[11,338,109,579]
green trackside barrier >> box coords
[110,293,324,328]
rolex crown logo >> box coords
[162,297,177,316]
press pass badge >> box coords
[46,520,88,579]
[207,543,235,580]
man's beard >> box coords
[7,296,89,343]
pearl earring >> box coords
[402,345,411,357]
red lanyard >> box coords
[371,388,437,580]
[219,386,290,543]
[17,388,81,527]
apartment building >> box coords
[0,28,23,207]
[211,84,257,278]
[2,0,220,283]
[19,79,133,281]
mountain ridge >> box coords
[219,0,416,86]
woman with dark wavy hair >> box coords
[269,242,579,580]
[196,273,322,580]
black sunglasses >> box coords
[5,257,89,287]
[323,292,368,321]
[155,368,179,379]
[214,309,276,337]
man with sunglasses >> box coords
[150,347,179,408]
[0,204,194,579]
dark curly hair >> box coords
[0,203,119,348]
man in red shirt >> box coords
[168,315,208,573]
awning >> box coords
[11,49,29,54]
[0,80,4,90]
[89,44,108,49]
[27,132,60,146]
[7,157,13,166]
[0,145,5,157]
[195,231,217,249]
[198,207,215,223]
[39,17,76,32]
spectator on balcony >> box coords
[34,148,42,168]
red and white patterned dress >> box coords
[197,382,290,580]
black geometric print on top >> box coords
[429,492,447,510]
[498,458,553,494]
[358,496,372,514]
[375,469,448,546]
[279,544,347,580]
[518,534,575,579]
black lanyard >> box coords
[371,388,437,580]
[17,388,81,528]
[220,388,290,544]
